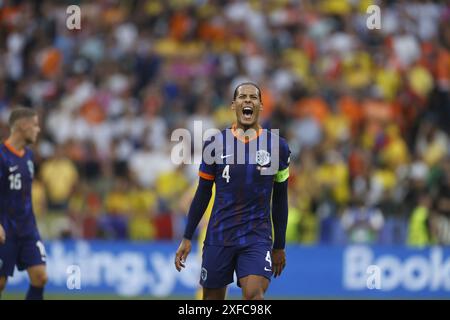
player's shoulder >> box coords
[0,143,33,159]
[203,128,227,147]
[219,127,230,139]
[266,130,289,149]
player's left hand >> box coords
[272,249,286,278]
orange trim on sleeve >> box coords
[4,140,25,158]
[199,171,215,181]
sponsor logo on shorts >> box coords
[201,267,207,281]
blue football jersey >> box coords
[199,125,290,246]
[0,141,38,236]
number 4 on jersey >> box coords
[222,165,230,183]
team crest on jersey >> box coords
[27,160,34,178]
[256,150,270,166]
[201,267,208,281]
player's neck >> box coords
[232,122,261,142]
[5,134,26,153]
[234,122,260,132]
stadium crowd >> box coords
[1,0,449,246]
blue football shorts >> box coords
[200,242,273,288]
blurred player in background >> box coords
[175,83,290,300]
[0,107,48,300]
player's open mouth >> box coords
[242,106,253,120]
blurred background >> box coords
[1,0,450,299]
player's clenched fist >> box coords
[0,224,5,244]
[175,238,192,272]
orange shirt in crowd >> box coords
[0,4,22,30]
[41,48,62,78]
[170,11,191,40]
[362,99,395,124]
[338,95,363,135]
[80,98,106,124]
[198,20,226,42]
[436,48,450,84]
[260,86,274,121]
[294,96,329,123]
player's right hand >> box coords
[175,238,192,272]
[272,248,286,278]
[0,224,5,244]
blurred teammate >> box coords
[175,83,290,300]
[0,107,48,299]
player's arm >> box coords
[272,179,288,277]
[271,140,290,278]
[175,138,216,272]
[183,177,214,241]
[175,177,214,271]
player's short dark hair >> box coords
[233,82,262,102]
[8,107,37,127]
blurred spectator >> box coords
[341,196,385,244]
[129,140,174,188]
[40,144,79,211]
[430,160,450,245]
[407,192,433,247]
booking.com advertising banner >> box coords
[6,241,450,298]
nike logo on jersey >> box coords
[220,154,233,159]
[9,165,18,172]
